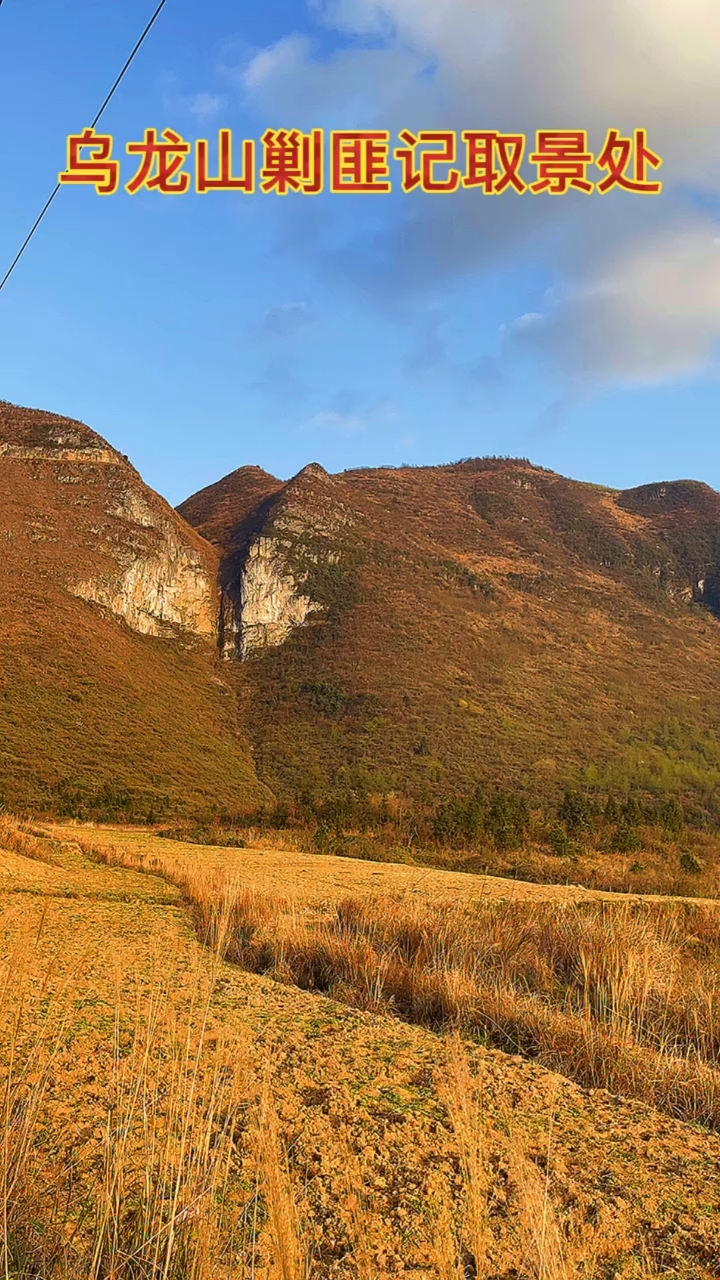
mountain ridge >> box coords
[178,450,720,818]
[3,394,720,821]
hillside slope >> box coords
[0,400,269,816]
[179,457,720,818]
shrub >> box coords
[557,790,595,837]
[662,796,685,838]
[433,796,485,845]
[604,796,620,824]
[620,797,643,828]
[612,824,641,854]
[547,825,570,858]
[486,792,530,852]
[300,682,348,716]
[680,851,703,874]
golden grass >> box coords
[0,815,56,863]
[87,835,720,1130]
[2,817,715,1277]
[256,1073,309,1280]
[514,1149,569,1280]
[0,961,249,1277]
[433,1038,573,1280]
[0,930,583,1280]
[437,1039,492,1276]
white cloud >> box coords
[241,33,419,121]
[161,79,225,122]
[238,0,720,388]
[307,408,366,435]
[186,92,224,120]
[303,391,396,435]
[505,225,720,384]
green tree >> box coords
[661,796,685,838]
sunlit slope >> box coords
[181,457,720,817]
[0,401,269,817]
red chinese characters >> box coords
[60,123,664,198]
[126,129,191,195]
[596,128,662,194]
[462,132,526,194]
[196,130,255,193]
[331,132,392,193]
[530,130,594,194]
[260,130,323,194]
[395,131,460,193]
[58,128,120,195]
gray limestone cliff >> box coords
[220,534,323,659]
[0,402,218,643]
[70,472,218,640]
[73,527,217,639]
[217,466,349,660]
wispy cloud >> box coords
[257,302,315,338]
[185,92,224,120]
[161,75,225,121]
[303,390,396,435]
[236,0,720,391]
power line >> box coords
[0,0,169,294]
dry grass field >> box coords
[1,818,720,1278]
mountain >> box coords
[0,401,269,817]
[3,394,720,823]
[179,456,720,819]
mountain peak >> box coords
[293,462,329,480]
[177,465,283,549]
[0,400,124,465]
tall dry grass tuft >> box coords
[0,814,57,864]
[256,1072,308,1280]
[510,1083,569,1280]
[430,1184,464,1280]
[0,941,67,1279]
[435,1038,573,1280]
[338,1143,377,1280]
[513,1148,569,1280]
[85,984,246,1280]
[90,834,720,1131]
[437,1036,492,1277]
[0,942,258,1279]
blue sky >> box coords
[1,0,719,505]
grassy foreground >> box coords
[2,817,720,1277]
[88,826,720,1131]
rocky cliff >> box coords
[0,403,219,641]
[0,401,268,816]
[180,455,720,818]
[179,462,349,660]
[228,535,321,659]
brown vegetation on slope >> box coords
[180,457,720,822]
[0,401,268,817]
[5,392,720,841]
